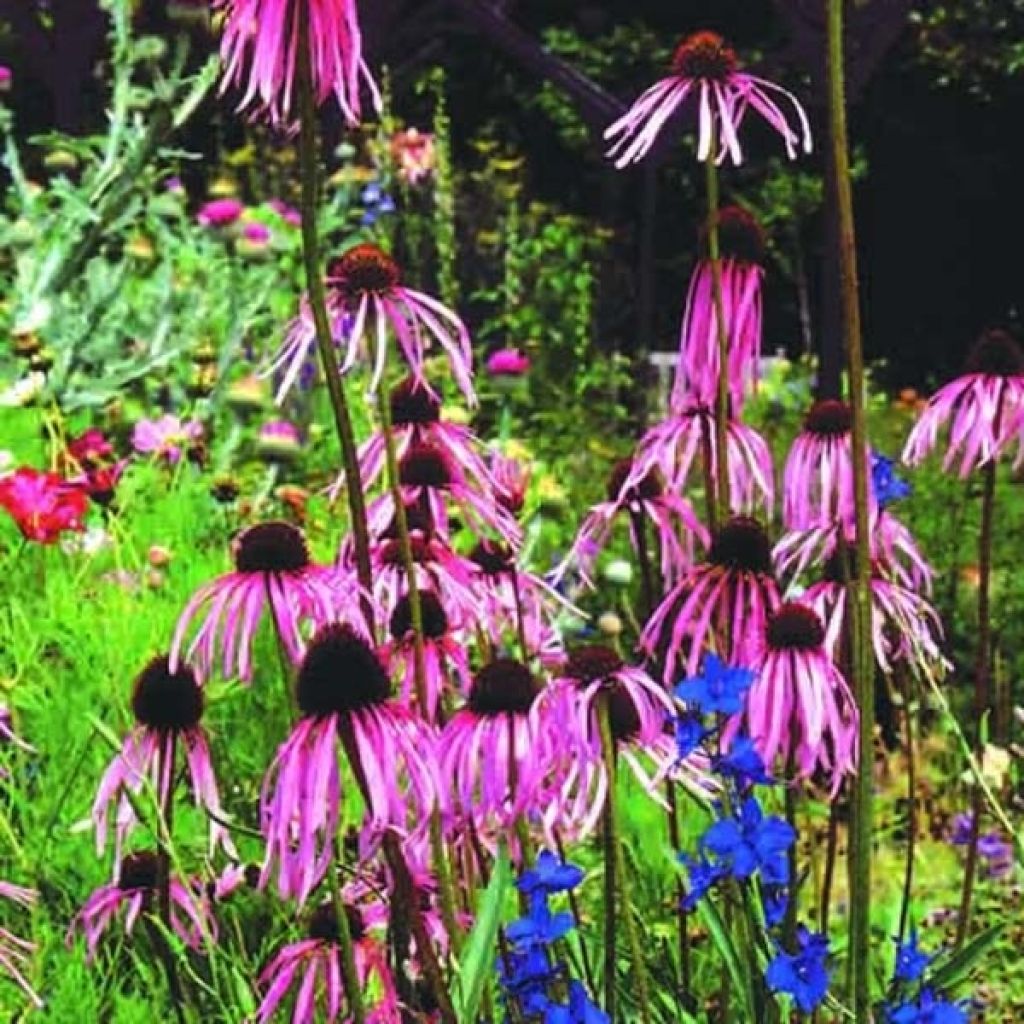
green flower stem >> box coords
[896,667,917,948]
[295,1,375,637]
[954,457,997,949]
[826,1,875,1017]
[597,694,653,1024]
[327,853,368,1024]
[704,151,732,526]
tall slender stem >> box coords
[826,2,875,1016]
[896,668,917,947]
[597,695,653,1024]
[704,152,732,525]
[954,457,997,948]
[295,3,374,636]
[326,855,368,1024]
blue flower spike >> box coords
[517,850,585,896]
[893,928,932,983]
[765,926,831,1014]
[675,654,756,715]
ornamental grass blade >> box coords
[454,846,512,1022]
[928,923,1003,992]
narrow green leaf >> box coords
[929,924,1002,992]
[696,896,756,1020]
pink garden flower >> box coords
[197,197,244,229]
[604,30,811,168]
[92,655,233,860]
[0,467,87,543]
[391,127,437,186]
[440,658,561,846]
[256,901,398,1024]
[489,450,530,518]
[672,206,765,412]
[727,602,858,794]
[383,588,471,719]
[132,414,203,465]
[485,347,531,377]
[903,328,1024,477]
[266,244,475,405]
[783,399,871,530]
[642,516,780,683]
[629,405,774,516]
[558,456,706,589]
[69,851,214,962]
[171,521,341,682]
[0,881,42,1010]
[217,0,379,128]
[260,625,437,903]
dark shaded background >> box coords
[2,0,1022,387]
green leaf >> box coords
[454,847,513,1022]
[696,896,757,1021]
[928,924,1003,992]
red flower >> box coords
[67,429,114,469]
[0,468,88,543]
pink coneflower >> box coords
[367,441,519,545]
[642,516,780,682]
[92,656,233,859]
[440,658,560,844]
[256,901,398,1024]
[260,624,437,903]
[0,467,87,543]
[265,244,475,404]
[903,328,1024,477]
[672,206,765,412]
[217,0,379,128]
[383,588,471,718]
[629,404,774,516]
[0,881,42,1010]
[196,197,244,229]
[68,851,214,962]
[332,376,492,497]
[486,347,531,377]
[541,646,685,840]
[604,30,811,168]
[783,399,872,530]
[489,450,530,517]
[391,127,436,186]
[802,548,948,681]
[132,413,203,465]
[727,601,858,794]
[558,456,707,588]
[171,521,341,682]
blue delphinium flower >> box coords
[507,891,574,949]
[543,981,610,1023]
[673,711,710,760]
[359,181,396,226]
[700,796,796,885]
[764,926,831,1013]
[886,988,969,1024]
[678,852,725,910]
[762,885,789,928]
[675,654,756,715]
[872,451,911,508]
[517,850,585,896]
[894,929,932,983]
[713,735,773,787]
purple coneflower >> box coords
[802,547,948,680]
[367,441,519,545]
[440,658,560,846]
[260,624,437,903]
[629,404,774,516]
[92,655,233,859]
[726,602,858,794]
[265,244,475,404]
[672,206,765,412]
[642,516,780,683]
[69,851,214,962]
[489,450,530,518]
[541,645,677,839]
[903,328,1024,477]
[783,399,872,530]
[217,0,379,128]
[558,456,706,589]
[383,588,471,719]
[604,30,811,168]
[0,882,41,1009]
[171,521,341,682]
[256,901,398,1023]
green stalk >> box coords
[704,151,732,525]
[327,858,368,1024]
[295,1,375,636]
[954,457,997,948]
[826,1,875,1017]
[597,694,653,1024]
